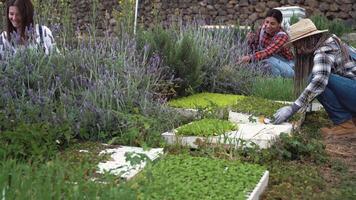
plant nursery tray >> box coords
[247,170,269,200]
[97,146,164,180]
[162,110,293,149]
[162,121,292,149]
[130,155,269,200]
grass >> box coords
[131,154,266,200]
[176,118,237,136]
[251,77,294,101]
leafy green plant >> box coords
[132,154,266,200]
[232,96,300,121]
[168,92,245,109]
[0,122,72,162]
[0,158,137,200]
[270,133,327,163]
[176,119,237,137]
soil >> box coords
[324,137,356,174]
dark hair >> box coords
[266,9,283,24]
[6,0,34,41]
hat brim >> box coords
[288,29,328,44]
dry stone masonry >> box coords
[138,0,356,28]
[71,0,120,36]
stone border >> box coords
[247,171,269,200]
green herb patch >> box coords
[176,119,237,136]
[168,93,245,109]
[132,155,266,200]
[232,96,285,117]
[232,96,300,120]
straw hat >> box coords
[288,18,328,43]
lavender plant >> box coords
[0,30,182,147]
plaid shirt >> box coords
[248,27,294,61]
[295,35,356,110]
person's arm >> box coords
[250,32,289,61]
[273,52,332,124]
[247,31,258,50]
[41,26,59,54]
[0,33,4,60]
[0,32,13,60]
[294,52,332,109]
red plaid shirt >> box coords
[248,27,294,61]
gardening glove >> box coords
[273,104,300,124]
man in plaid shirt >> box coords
[239,9,294,77]
[274,19,356,139]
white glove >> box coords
[273,104,300,124]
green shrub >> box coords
[0,122,72,161]
[270,133,327,163]
[310,15,350,37]
[289,14,351,37]
[176,119,237,136]
[133,154,266,200]
[170,34,203,96]
[289,13,300,26]
[138,26,204,97]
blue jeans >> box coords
[348,45,356,61]
[317,74,356,125]
[265,55,295,78]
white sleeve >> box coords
[0,32,4,60]
[39,25,59,54]
[0,32,13,60]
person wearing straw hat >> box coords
[239,9,295,78]
[273,18,356,139]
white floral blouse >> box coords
[0,24,57,60]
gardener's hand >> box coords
[273,104,300,124]
[237,55,251,64]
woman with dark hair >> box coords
[0,0,57,59]
[273,19,356,139]
[239,9,294,78]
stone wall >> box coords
[71,0,120,36]
[138,0,356,28]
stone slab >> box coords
[97,146,164,180]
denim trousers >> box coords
[348,45,356,61]
[265,55,295,78]
[317,74,356,124]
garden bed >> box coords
[130,155,268,200]
[168,92,301,121]
[166,93,296,148]
[162,117,293,149]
